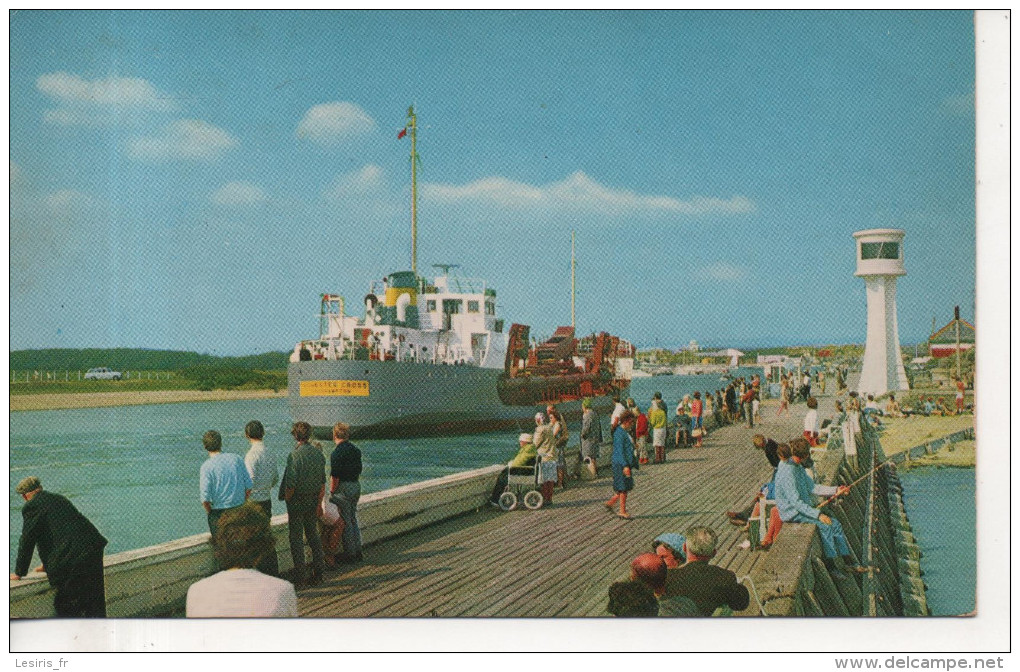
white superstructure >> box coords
[291,267,508,370]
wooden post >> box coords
[954,305,962,380]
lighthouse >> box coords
[854,228,910,397]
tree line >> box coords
[10,348,290,372]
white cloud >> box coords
[296,102,376,145]
[38,72,173,108]
[423,171,756,216]
[324,165,385,199]
[42,189,104,219]
[127,120,238,161]
[703,262,748,282]
[37,72,175,126]
[211,181,267,206]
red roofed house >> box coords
[928,306,975,358]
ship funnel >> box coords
[396,292,411,322]
[384,271,418,308]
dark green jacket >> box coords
[279,442,326,499]
[15,491,107,581]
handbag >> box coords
[319,486,342,527]
[691,427,705,438]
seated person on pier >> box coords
[774,441,860,580]
[607,580,659,617]
[862,395,885,427]
[935,397,954,416]
[186,503,297,618]
[628,553,698,617]
[747,443,795,550]
[661,526,750,616]
[884,394,907,418]
[651,533,687,569]
[726,434,781,526]
[489,433,538,505]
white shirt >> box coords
[804,409,819,434]
[186,568,298,617]
[611,403,626,423]
[244,440,279,503]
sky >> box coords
[9,10,978,355]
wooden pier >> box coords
[12,389,959,620]
[297,400,812,617]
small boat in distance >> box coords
[287,107,632,438]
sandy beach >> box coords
[871,414,974,457]
[9,388,287,412]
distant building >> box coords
[704,348,743,368]
[928,307,975,359]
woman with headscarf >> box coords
[533,412,557,504]
[675,395,691,449]
[548,406,570,489]
[604,410,637,519]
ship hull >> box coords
[288,360,626,439]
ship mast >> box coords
[407,106,419,275]
[571,230,576,330]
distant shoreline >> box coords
[9,389,287,412]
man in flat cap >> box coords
[11,476,109,617]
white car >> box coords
[84,367,122,381]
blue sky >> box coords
[9,10,976,355]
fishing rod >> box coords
[815,460,894,509]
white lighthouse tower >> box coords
[854,228,909,396]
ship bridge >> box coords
[292,267,506,368]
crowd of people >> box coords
[14,364,964,619]
[723,427,864,579]
[12,417,365,618]
[488,378,779,522]
[607,526,751,617]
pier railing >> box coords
[10,463,506,618]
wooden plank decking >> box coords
[298,397,825,617]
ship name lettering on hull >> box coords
[300,380,370,397]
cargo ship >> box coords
[287,107,632,438]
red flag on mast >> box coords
[397,127,407,139]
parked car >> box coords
[84,367,122,380]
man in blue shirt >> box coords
[774,441,860,579]
[199,430,252,541]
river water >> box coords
[896,466,976,616]
[9,372,743,568]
